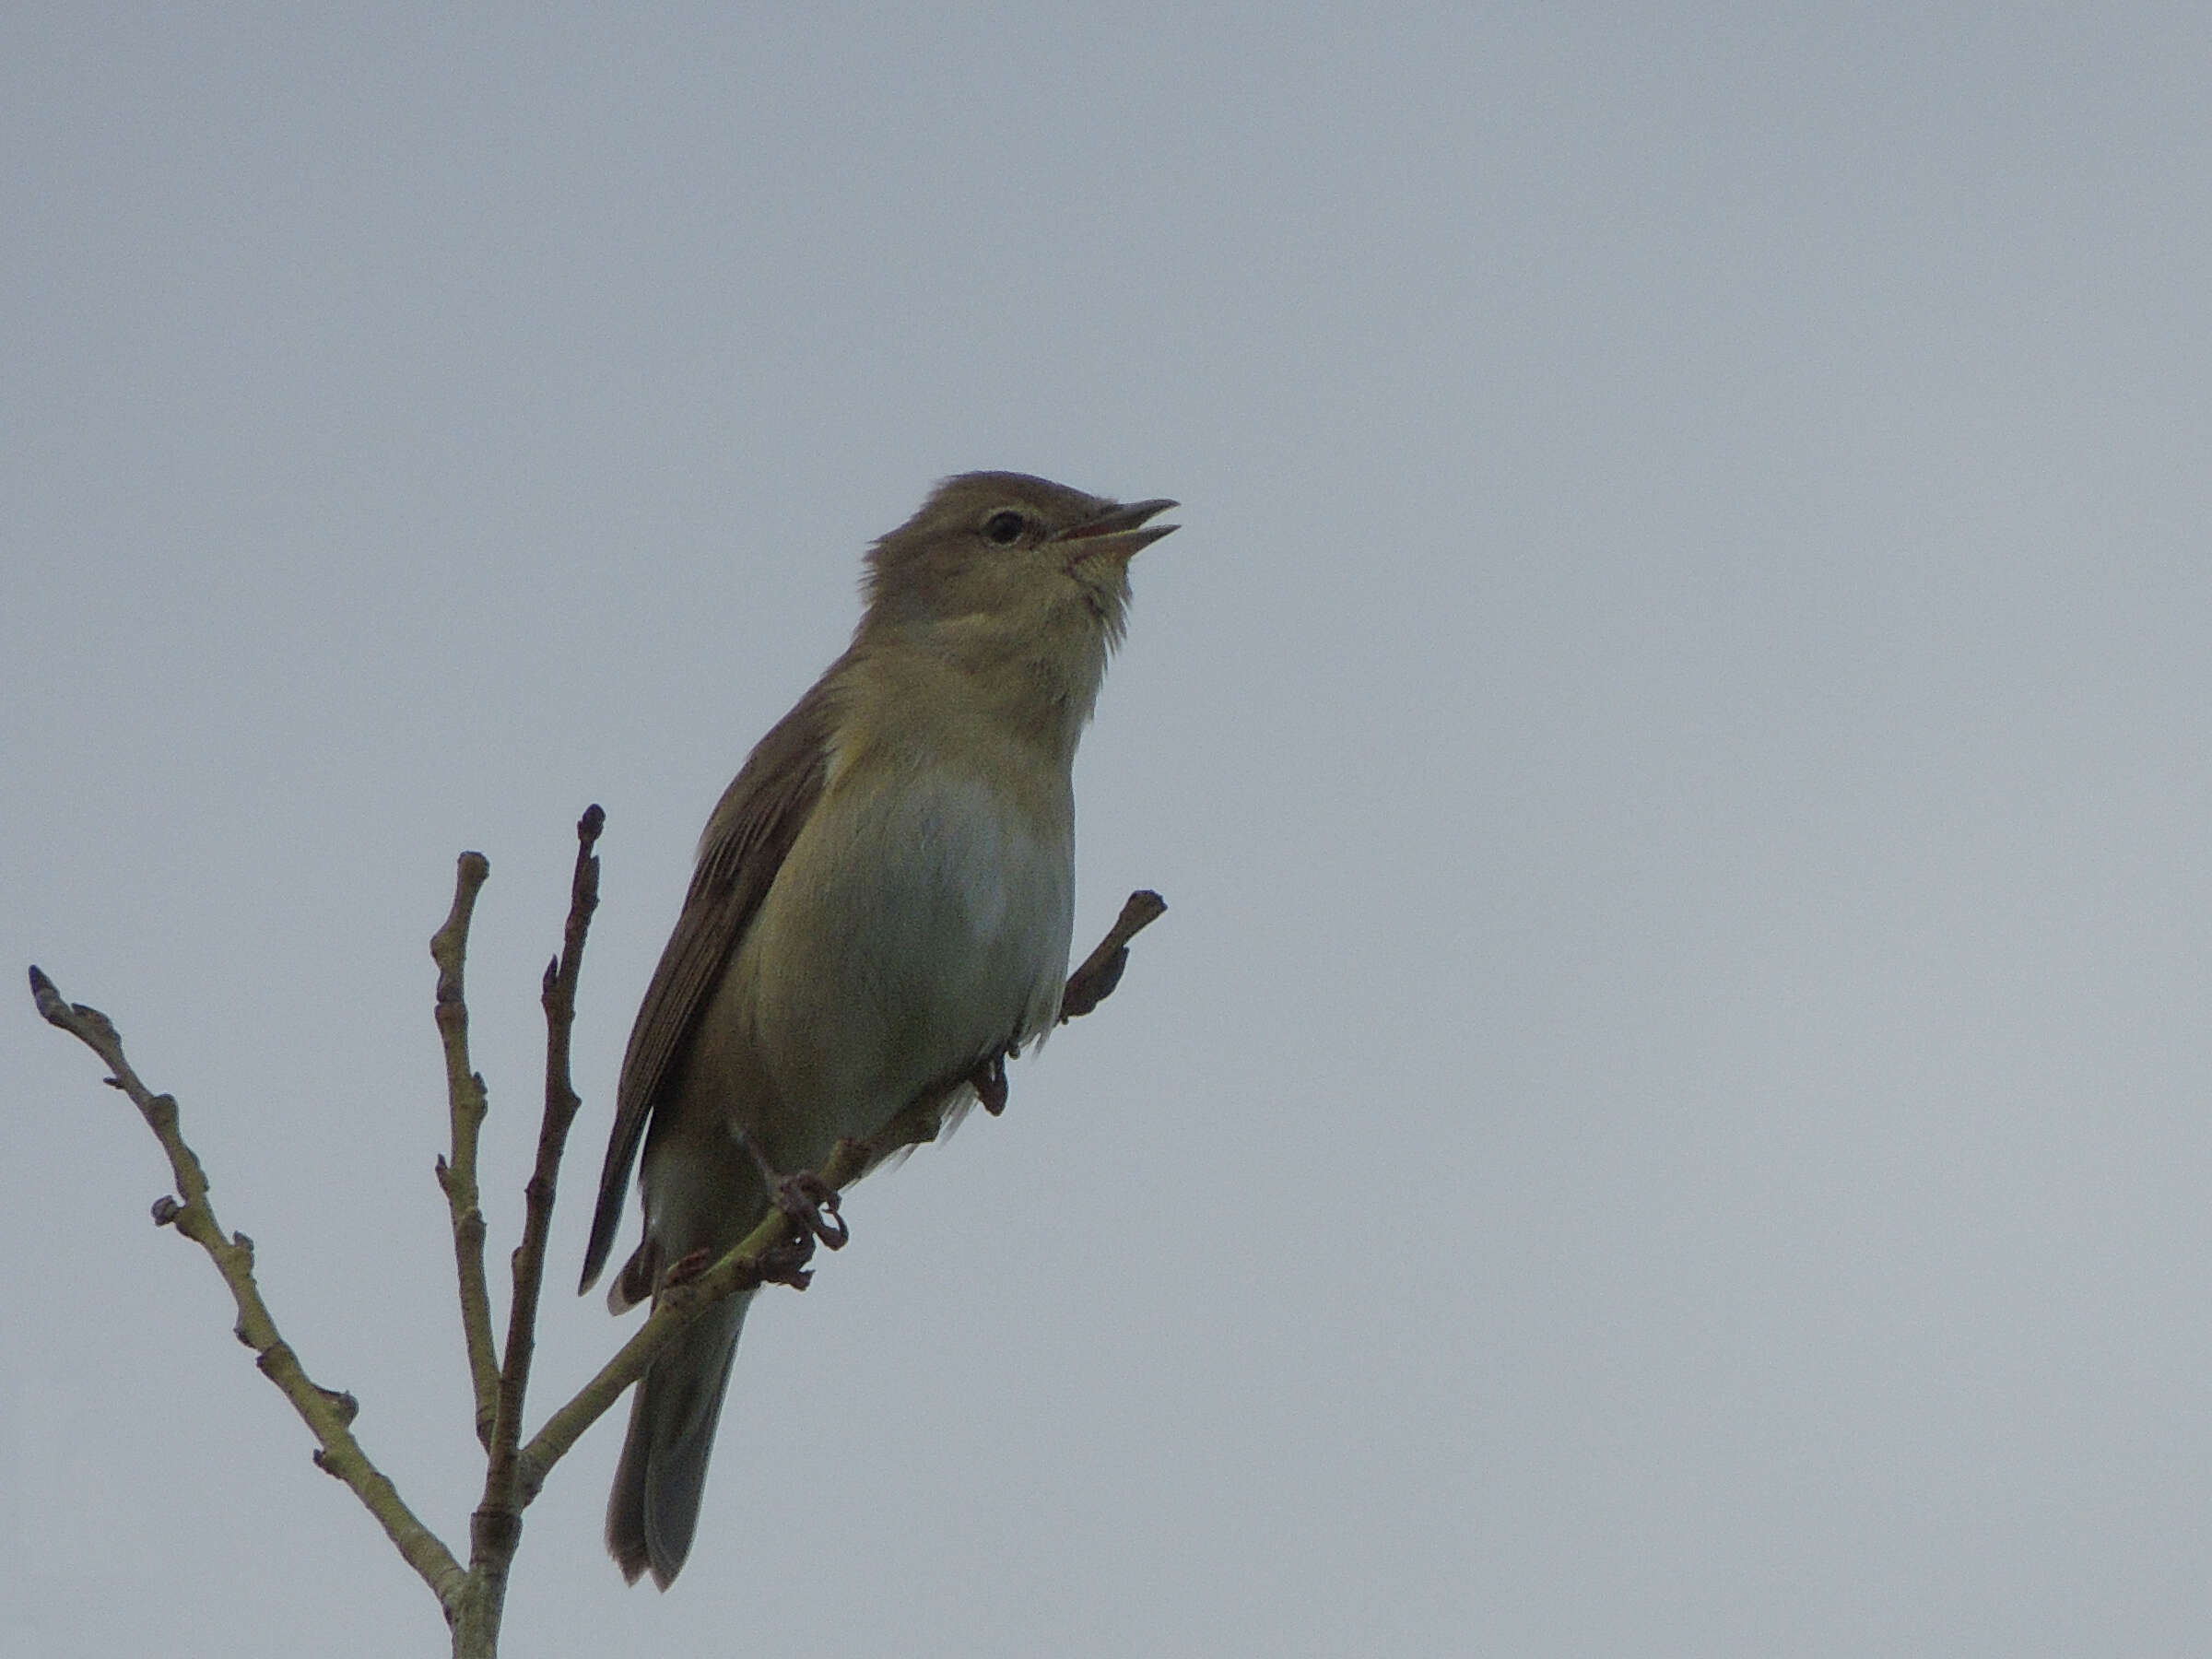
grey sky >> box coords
[6,6,2208,1654]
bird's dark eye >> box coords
[982,510,1027,546]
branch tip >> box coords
[41,956,467,1608]
[1060,888,1168,1022]
[473,801,611,1592]
[44,835,1159,1646]
[28,963,65,1022]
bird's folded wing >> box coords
[579,673,841,1292]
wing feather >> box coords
[579,674,840,1292]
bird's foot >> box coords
[753,1234,819,1290]
[664,1235,818,1295]
[970,1049,1010,1117]
[773,1170,849,1250]
[738,1134,850,1251]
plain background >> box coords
[6,6,2208,1654]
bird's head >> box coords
[862,471,1178,651]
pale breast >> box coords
[731,751,1076,1152]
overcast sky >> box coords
[6,6,2209,1655]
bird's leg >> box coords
[750,1234,821,1290]
[664,1237,818,1294]
[737,1132,849,1251]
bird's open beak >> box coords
[1053,498,1180,560]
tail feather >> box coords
[607,1292,751,1588]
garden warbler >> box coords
[580,472,1175,1587]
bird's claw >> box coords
[971,1049,1010,1117]
[736,1132,850,1251]
[773,1171,848,1251]
[754,1235,818,1290]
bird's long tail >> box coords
[606,1290,751,1588]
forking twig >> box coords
[456,806,605,1657]
[27,965,470,1619]
[30,815,1163,1656]
[514,885,1167,1501]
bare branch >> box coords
[1060,889,1167,1021]
[27,966,468,1618]
[456,807,604,1656]
[514,1188,825,1502]
[429,852,501,1449]
[34,849,1162,1655]
[512,888,1166,1502]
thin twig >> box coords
[429,852,501,1449]
[512,888,1164,1502]
[1060,889,1167,1021]
[455,807,604,1657]
[27,966,468,1617]
[32,862,1163,1655]
[516,1192,811,1501]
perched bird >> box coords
[580,471,1176,1588]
